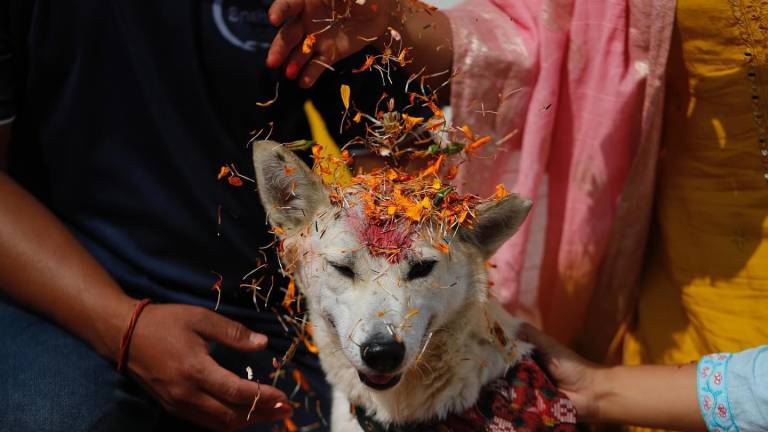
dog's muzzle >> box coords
[358,336,405,390]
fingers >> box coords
[182,392,241,430]
[194,312,268,352]
[518,322,554,350]
[194,359,293,424]
[196,357,288,406]
[298,54,335,88]
[284,47,314,80]
[183,391,288,431]
[267,19,305,70]
[518,322,596,384]
[518,322,570,371]
[268,0,305,26]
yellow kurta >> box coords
[624,0,768,393]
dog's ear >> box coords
[252,140,329,234]
[458,194,532,259]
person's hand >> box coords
[266,0,393,88]
[126,304,292,431]
[519,323,602,420]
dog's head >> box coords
[252,140,531,391]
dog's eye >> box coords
[407,260,437,280]
[330,263,355,279]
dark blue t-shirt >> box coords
[1,0,406,330]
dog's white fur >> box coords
[252,141,534,431]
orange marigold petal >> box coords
[301,33,316,54]
[340,84,351,110]
[217,166,231,180]
[434,242,449,253]
[465,135,492,154]
[282,278,296,314]
[284,418,298,432]
[352,55,376,73]
[493,183,508,200]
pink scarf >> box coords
[447,0,676,361]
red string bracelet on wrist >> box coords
[116,298,151,374]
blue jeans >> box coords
[0,297,331,431]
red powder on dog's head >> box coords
[347,211,413,262]
[359,223,413,262]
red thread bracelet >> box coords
[116,298,151,373]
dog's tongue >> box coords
[366,374,394,385]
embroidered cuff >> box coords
[698,352,737,431]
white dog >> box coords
[252,140,538,431]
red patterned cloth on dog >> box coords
[354,356,578,431]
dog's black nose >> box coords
[360,338,405,373]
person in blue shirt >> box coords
[0,1,416,431]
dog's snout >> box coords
[360,338,405,373]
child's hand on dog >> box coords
[521,323,706,431]
[519,323,600,420]
[126,304,292,431]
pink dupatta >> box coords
[446,0,676,361]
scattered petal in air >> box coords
[271,226,285,235]
[282,278,296,314]
[404,308,420,320]
[401,113,424,131]
[340,84,351,110]
[388,27,402,41]
[459,125,475,141]
[211,271,223,311]
[292,368,311,391]
[426,101,444,118]
[434,242,450,254]
[302,33,317,54]
[494,184,509,200]
[255,82,280,107]
[311,58,335,71]
[283,418,298,432]
[217,166,231,180]
[465,135,492,154]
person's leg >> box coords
[0,296,160,432]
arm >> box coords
[266,0,452,91]
[0,161,137,361]
[593,363,703,430]
[0,129,291,429]
[520,324,706,431]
